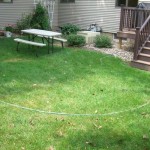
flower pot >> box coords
[0,30,4,36]
[5,31,12,38]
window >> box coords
[60,0,75,3]
[0,0,13,3]
[116,0,138,7]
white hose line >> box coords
[0,100,149,117]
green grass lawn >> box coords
[0,38,150,150]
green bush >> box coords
[61,23,80,35]
[31,3,49,30]
[67,34,85,47]
[94,35,112,48]
[16,3,49,33]
[16,14,32,32]
[5,24,14,32]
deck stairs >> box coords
[117,30,150,71]
[117,7,150,72]
[131,41,150,71]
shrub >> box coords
[94,35,112,48]
[16,3,49,33]
[5,24,15,32]
[61,23,80,35]
[16,14,32,32]
[67,34,85,47]
[30,3,49,30]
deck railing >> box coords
[134,15,150,60]
[120,7,150,31]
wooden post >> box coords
[119,5,125,49]
[119,6,124,31]
[134,27,140,60]
[119,38,122,49]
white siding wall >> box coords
[0,0,34,28]
[0,0,58,29]
[139,0,150,2]
[58,0,121,33]
[53,0,58,28]
[2,0,147,33]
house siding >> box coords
[139,0,150,2]
[53,0,58,28]
[0,0,58,29]
[1,0,148,33]
[58,0,121,33]
[0,0,34,28]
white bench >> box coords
[14,38,46,56]
[50,37,67,48]
[14,38,46,47]
[38,35,67,48]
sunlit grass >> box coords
[0,38,150,150]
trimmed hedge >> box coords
[61,23,80,35]
[94,35,112,48]
[67,34,86,47]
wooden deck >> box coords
[117,30,136,39]
[117,7,150,71]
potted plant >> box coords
[0,30,4,36]
[5,24,14,37]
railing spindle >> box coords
[134,15,150,60]
[134,27,140,60]
[119,7,150,60]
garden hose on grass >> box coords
[0,100,149,117]
[0,55,149,117]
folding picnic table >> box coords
[21,29,61,53]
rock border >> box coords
[84,44,133,62]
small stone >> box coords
[143,135,149,140]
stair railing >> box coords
[134,15,150,60]
[120,7,150,31]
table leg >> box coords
[61,42,64,49]
[35,47,38,57]
[48,37,50,54]
[28,34,31,41]
[31,35,34,49]
[32,35,37,41]
[16,42,20,52]
[42,37,44,43]
[28,34,31,49]
[52,37,54,53]
[32,35,34,41]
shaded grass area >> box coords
[0,38,150,150]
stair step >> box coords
[131,60,150,71]
[145,41,150,47]
[134,60,150,65]
[142,47,150,55]
[143,47,150,50]
[138,53,150,62]
[139,53,150,57]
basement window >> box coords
[60,0,75,3]
[116,0,138,7]
[0,0,13,3]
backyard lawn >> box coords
[0,38,150,150]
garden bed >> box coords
[84,43,133,61]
